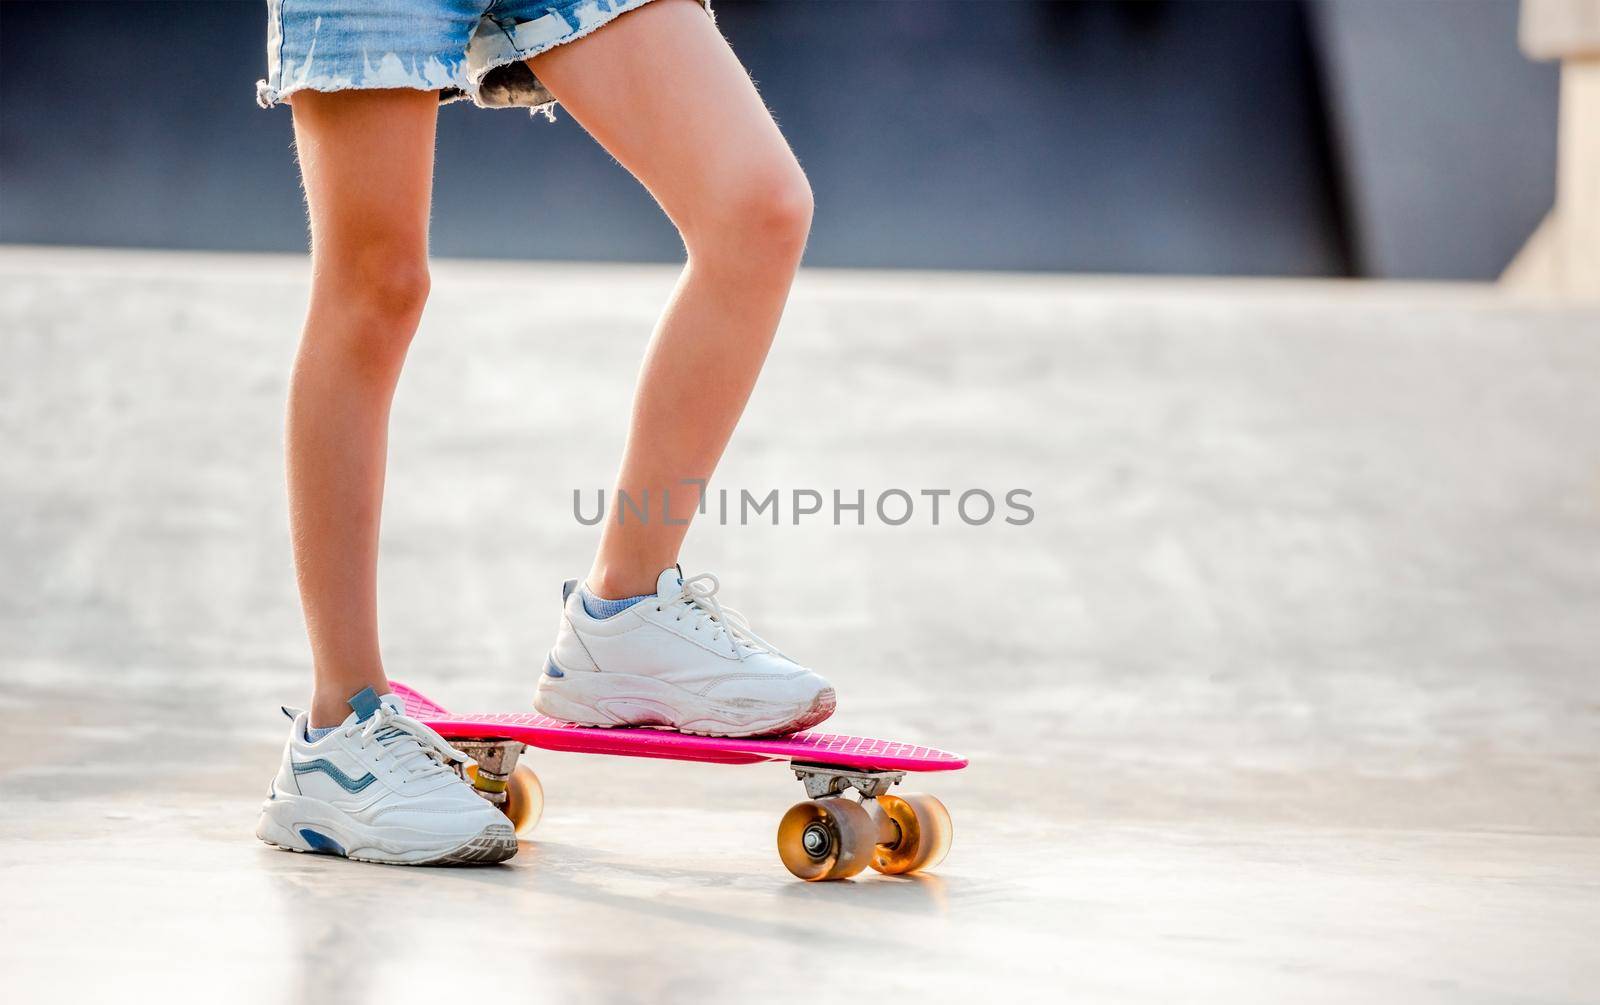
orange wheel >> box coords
[466,763,543,836]
[503,765,543,836]
[869,793,952,875]
[777,798,876,881]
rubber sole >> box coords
[535,664,836,737]
[256,794,518,866]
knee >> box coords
[332,254,431,326]
[311,251,431,371]
[686,159,814,267]
[744,166,815,254]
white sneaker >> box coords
[535,567,836,736]
[256,689,517,865]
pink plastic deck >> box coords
[392,681,967,773]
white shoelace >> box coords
[661,572,783,658]
[347,703,467,782]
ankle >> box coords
[308,700,351,729]
[585,562,668,601]
[309,683,389,729]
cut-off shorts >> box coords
[257,0,711,118]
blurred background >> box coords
[3,2,1599,1001]
[0,0,1561,277]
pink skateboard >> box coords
[392,680,967,880]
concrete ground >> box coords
[1,247,1596,1003]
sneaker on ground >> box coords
[535,566,836,737]
[256,688,517,865]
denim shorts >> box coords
[257,0,710,118]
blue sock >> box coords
[305,724,338,742]
[580,585,652,619]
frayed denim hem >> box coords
[256,0,714,121]
[468,0,712,120]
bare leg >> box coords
[286,89,438,727]
[528,0,815,599]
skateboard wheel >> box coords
[869,793,952,876]
[777,798,876,881]
[467,763,544,837]
[503,765,544,836]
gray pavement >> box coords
[1,247,1596,1002]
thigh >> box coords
[291,89,439,265]
[525,0,802,227]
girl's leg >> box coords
[287,89,438,727]
[527,0,815,600]
[262,89,517,867]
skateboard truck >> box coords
[453,739,527,808]
[789,762,911,857]
[790,761,905,800]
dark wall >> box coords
[1310,0,1557,280]
[0,1,1524,277]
